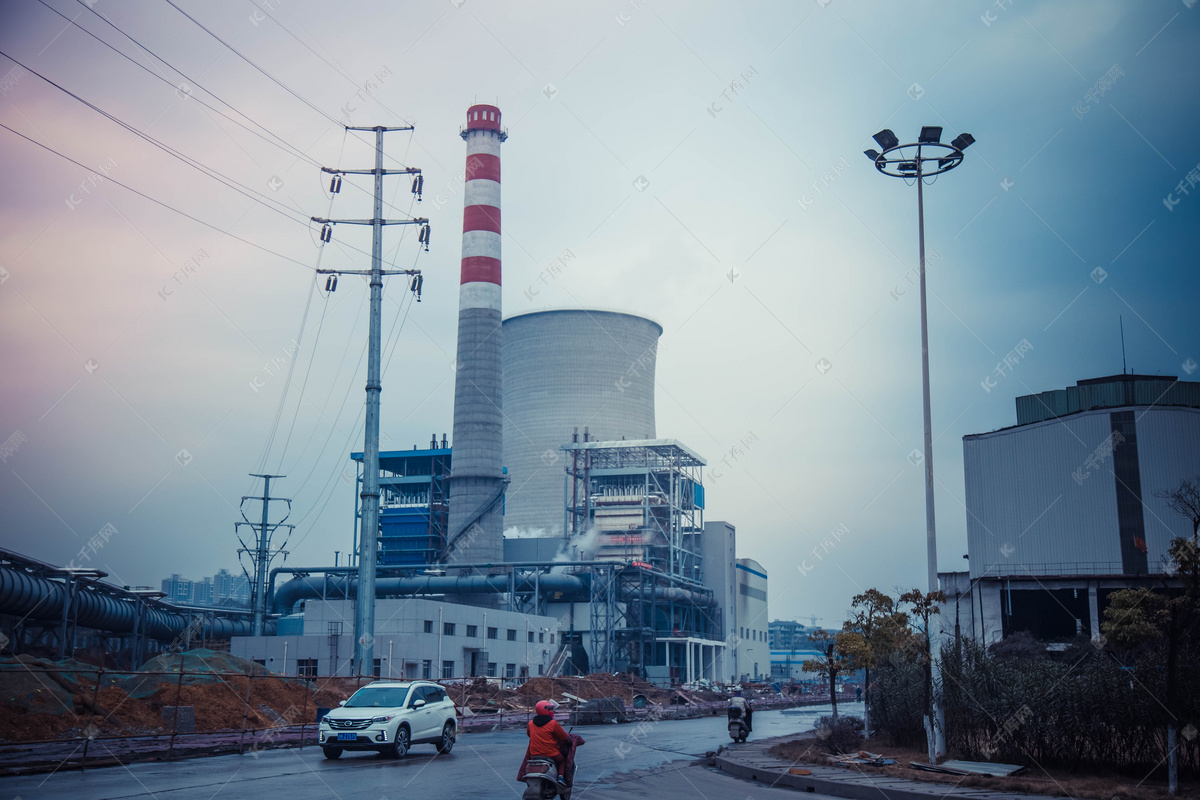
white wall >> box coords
[735,558,768,681]
[963,407,1200,578]
[233,598,559,679]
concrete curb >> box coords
[712,738,1057,800]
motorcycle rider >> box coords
[727,691,753,733]
[527,700,570,784]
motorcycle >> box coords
[518,732,585,800]
[727,708,750,743]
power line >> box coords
[0,49,313,227]
[17,7,424,218]
[65,0,320,167]
[0,121,318,271]
[244,1,419,130]
[160,0,344,128]
[2,50,424,276]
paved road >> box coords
[0,704,860,799]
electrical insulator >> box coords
[411,274,423,302]
[325,274,338,292]
[329,175,342,193]
[320,224,332,243]
[411,174,423,201]
[418,223,431,252]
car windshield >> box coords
[344,686,410,708]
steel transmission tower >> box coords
[312,125,427,676]
[237,473,293,636]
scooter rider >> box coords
[527,700,570,784]
[727,691,753,732]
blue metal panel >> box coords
[693,482,705,509]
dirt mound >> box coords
[515,673,675,705]
[0,650,353,743]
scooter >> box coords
[519,732,585,800]
[727,708,750,743]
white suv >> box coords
[319,681,457,759]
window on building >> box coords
[549,633,554,644]
[539,632,544,643]
[297,659,318,678]
[424,620,433,633]
[487,626,498,639]
[538,664,544,676]
[487,662,496,677]
[422,660,432,679]
[253,659,266,667]
[528,631,535,643]
[466,625,478,638]
[505,663,516,678]
[372,658,381,677]
[444,622,456,636]
[520,666,529,679]
[507,629,517,641]
[442,660,455,679]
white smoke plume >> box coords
[503,526,551,539]
[554,525,602,562]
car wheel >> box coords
[437,722,455,754]
[322,746,342,760]
[385,725,410,758]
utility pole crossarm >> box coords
[311,217,428,226]
[316,268,418,276]
[345,125,414,132]
[322,167,422,176]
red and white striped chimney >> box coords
[446,104,507,566]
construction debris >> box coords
[909,760,1026,777]
[828,750,896,766]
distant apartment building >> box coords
[160,569,250,607]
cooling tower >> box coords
[501,309,661,533]
[447,105,507,566]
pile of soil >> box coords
[0,651,352,743]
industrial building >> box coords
[768,620,820,683]
[232,597,559,679]
[736,559,769,681]
[943,374,1200,644]
[0,103,770,689]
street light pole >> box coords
[916,155,937,596]
[864,127,975,764]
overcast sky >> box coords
[1,0,1197,627]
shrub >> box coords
[813,714,864,753]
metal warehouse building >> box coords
[944,374,1200,644]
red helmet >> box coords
[535,700,558,716]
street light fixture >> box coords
[864,125,975,764]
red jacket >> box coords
[527,715,570,758]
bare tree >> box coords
[900,589,946,764]
[1103,477,1200,796]
[803,629,853,720]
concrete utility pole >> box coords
[237,474,293,636]
[312,125,426,676]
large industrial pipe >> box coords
[272,572,587,615]
[623,587,718,607]
[0,565,260,640]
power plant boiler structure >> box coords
[446,105,507,565]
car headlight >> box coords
[371,715,395,724]
[319,716,329,725]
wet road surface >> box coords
[0,703,861,799]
